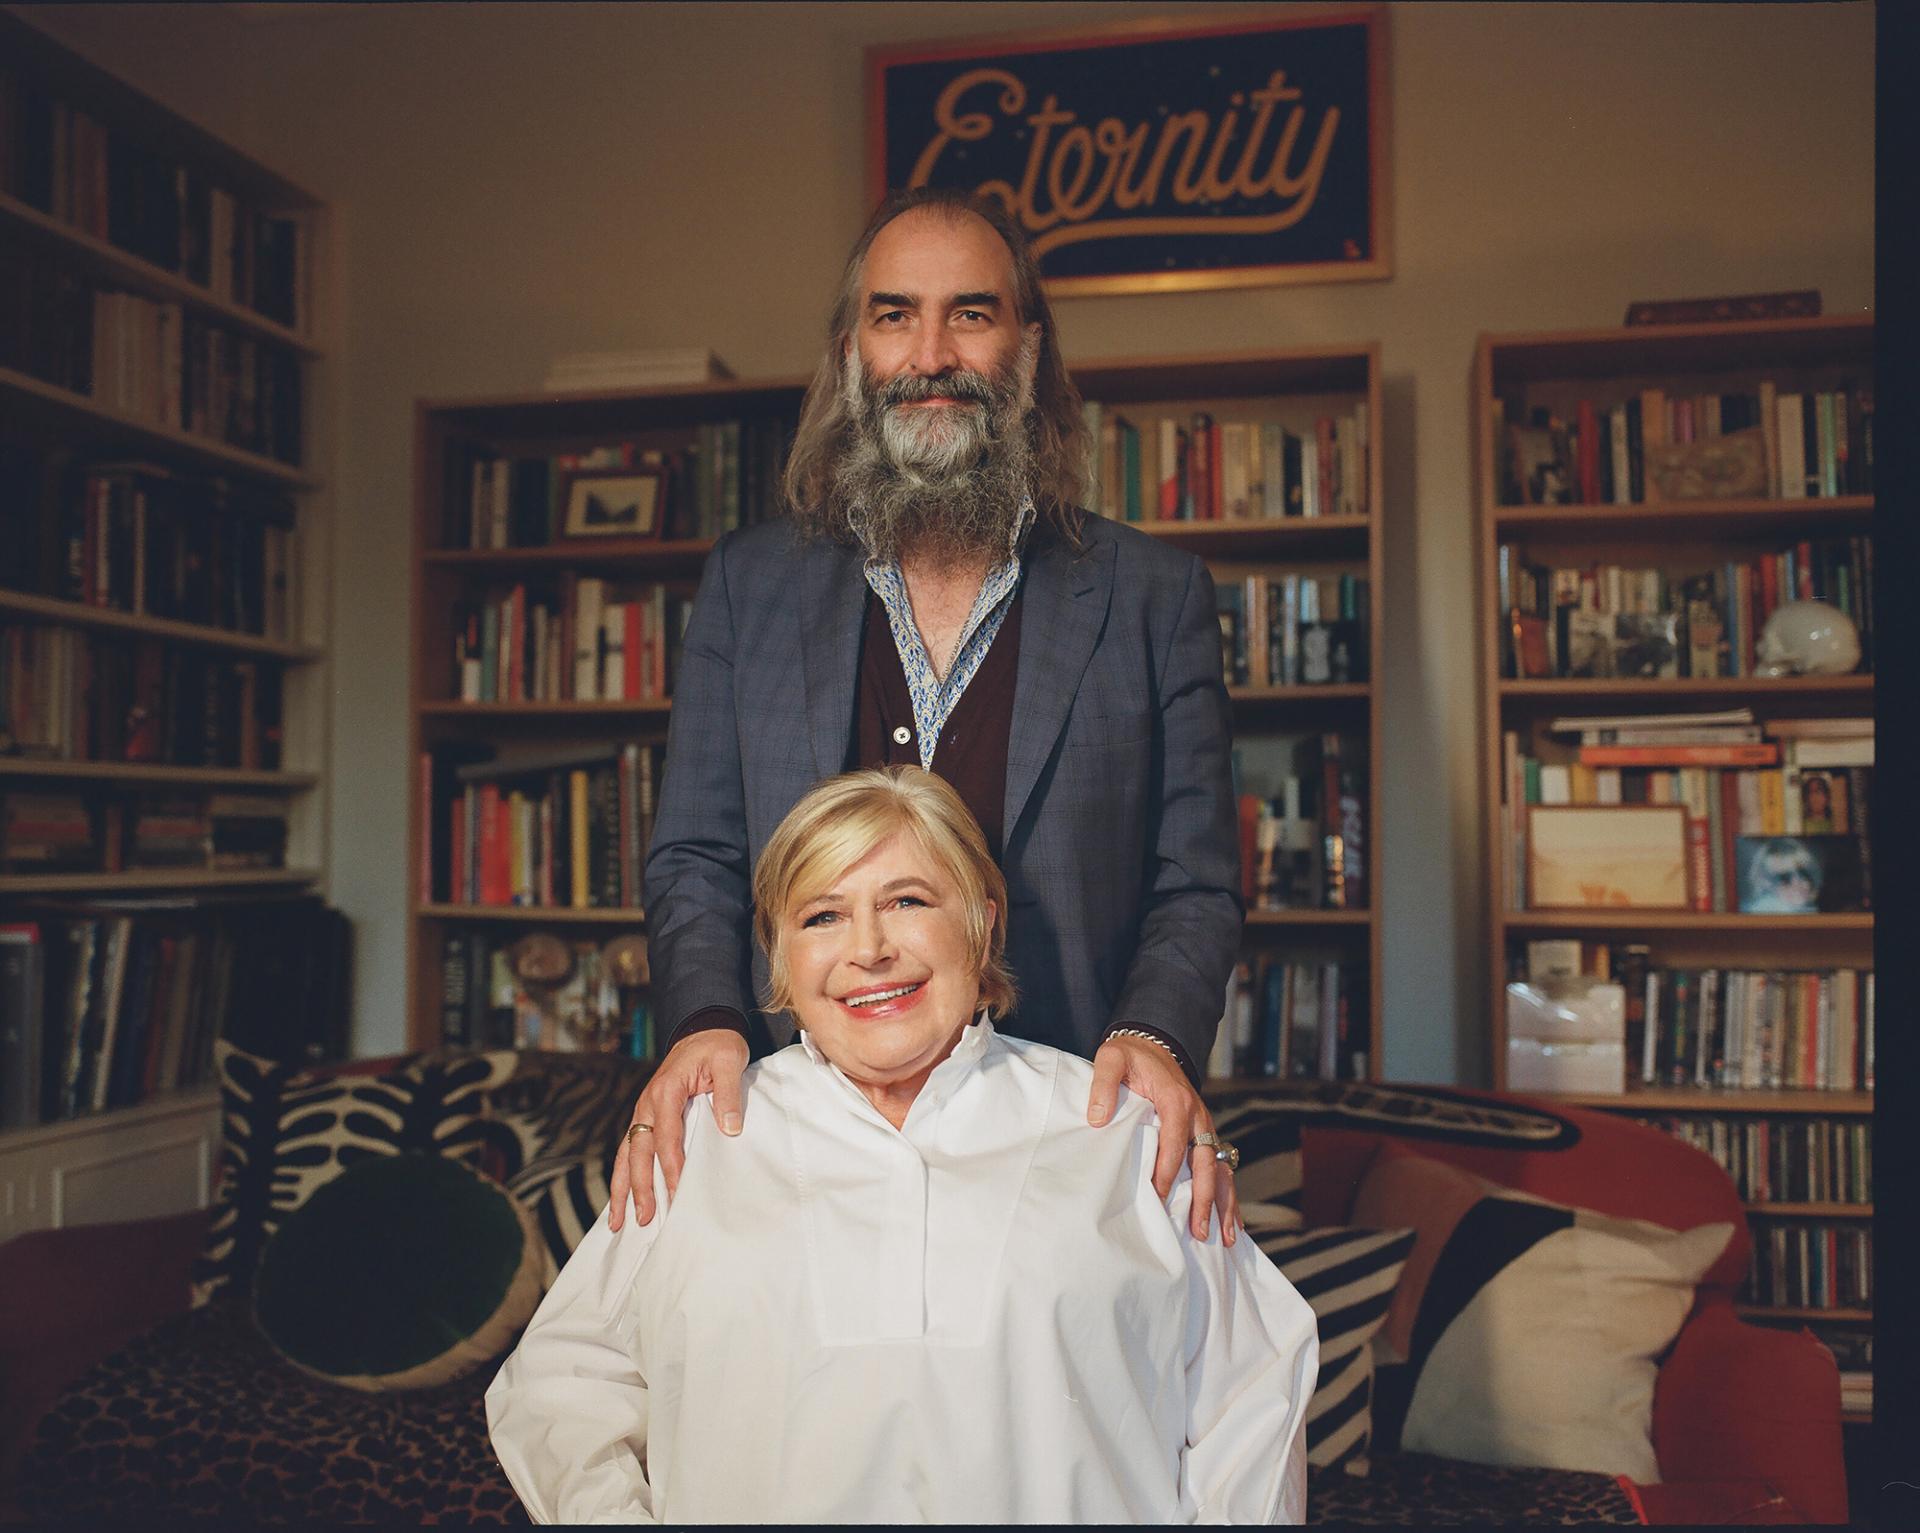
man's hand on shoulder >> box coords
[607,1029,751,1231]
[1088,1033,1241,1247]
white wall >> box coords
[19,1,1875,1078]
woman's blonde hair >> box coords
[752,766,1017,1021]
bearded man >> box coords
[609,187,1245,1241]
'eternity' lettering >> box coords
[907,68,1341,257]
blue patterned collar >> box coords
[861,498,1034,770]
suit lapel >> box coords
[1005,525,1114,837]
[798,537,869,779]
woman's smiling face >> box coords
[783,830,986,1095]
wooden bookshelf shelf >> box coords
[0,759,318,791]
[1244,907,1371,927]
[0,363,320,488]
[415,903,644,924]
[1734,1304,1871,1323]
[418,700,673,720]
[0,866,320,895]
[0,589,321,661]
[1135,515,1370,559]
[1744,1202,1873,1218]
[1497,674,1873,703]
[0,1083,220,1151]
[423,538,717,573]
[1229,683,1369,705]
[1537,1087,1872,1114]
[0,189,321,358]
[1501,910,1872,934]
[1493,495,1872,540]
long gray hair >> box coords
[782,187,1089,544]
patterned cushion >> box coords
[505,1151,613,1289]
[1208,1095,1307,1229]
[1355,1142,1731,1481]
[1204,1080,1581,1232]
[191,1042,516,1305]
[254,1154,545,1391]
[1255,1226,1416,1474]
[473,1050,653,1181]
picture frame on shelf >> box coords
[1645,427,1768,500]
[1735,834,1867,915]
[1508,422,1572,505]
[1527,805,1689,911]
[560,467,664,539]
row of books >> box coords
[424,741,660,910]
[1236,733,1367,911]
[1082,402,1370,523]
[0,239,306,465]
[1498,539,1874,679]
[1633,1115,1870,1206]
[1206,955,1369,1083]
[1215,573,1369,687]
[0,624,286,770]
[0,456,300,641]
[451,579,692,705]
[0,66,309,327]
[439,928,657,1057]
[0,893,348,1130]
[90,287,306,466]
[444,417,797,551]
[1501,722,1873,914]
[1,788,291,875]
[1743,1222,1870,1312]
[1495,382,1872,506]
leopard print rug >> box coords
[19,1300,524,1524]
[22,1300,1639,1524]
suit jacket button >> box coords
[892,726,912,746]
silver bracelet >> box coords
[1106,1027,1181,1065]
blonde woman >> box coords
[487,767,1316,1524]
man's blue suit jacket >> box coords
[642,511,1243,1068]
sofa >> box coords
[0,1053,1846,1525]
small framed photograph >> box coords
[560,467,664,539]
[1735,835,1867,914]
[1508,422,1572,506]
[1528,805,1690,910]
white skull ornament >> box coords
[1755,600,1861,677]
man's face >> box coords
[850,209,1032,471]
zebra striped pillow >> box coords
[507,1151,614,1289]
[1208,1096,1308,1229]
[191,1041,517,1306]
[1253,1224,1417,1475]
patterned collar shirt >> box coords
[861,497,1034,772]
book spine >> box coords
[1577,744,1780,767]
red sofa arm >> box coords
[1641,1301,1847,1524]
[0,1210,209,1503]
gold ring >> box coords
[1214,1143,1240,1172]
[627,1122,654,1140]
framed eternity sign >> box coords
[866,6,1390,297]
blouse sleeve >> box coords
[484,1173,667,1524]
[1168,1176,1321,1525]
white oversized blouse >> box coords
[485,1019,1318,1524]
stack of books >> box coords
[542,348,732,394]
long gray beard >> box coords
[828,331,1038,565]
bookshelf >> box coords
[1472,316,1872,1395]
[0,12,335,1238]
[408,344,1385,1085]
